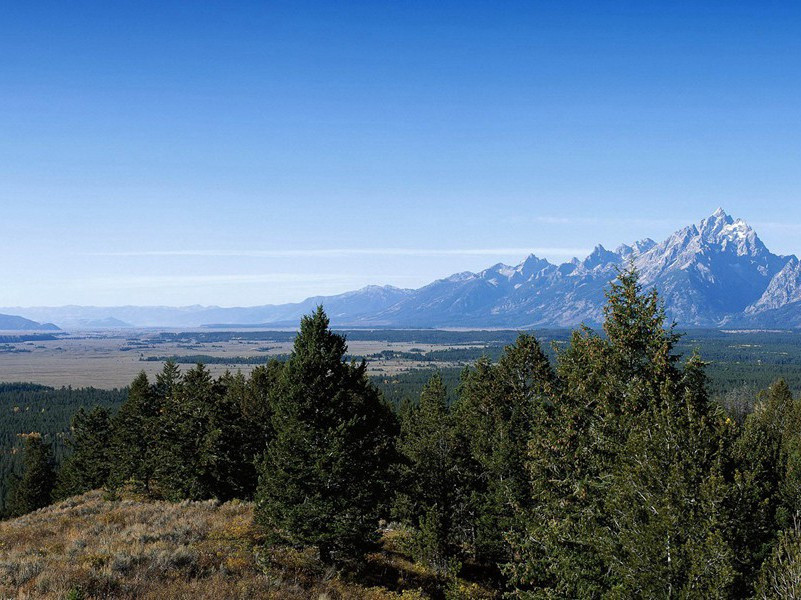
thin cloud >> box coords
[524,216,683,227]
[84,247,591,258]
[752,221,801,233]
[76,273,372,289]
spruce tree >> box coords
[54,406,113,498]
[395,373,472,572]
[510,267,686,597]
[255,306,396,565]
[155,363,219,500]
[6,433,56,517]
[730,379,801,594]
[155,363,256,501]
[456,334,554,566]
[240,359,282,449]
[154,359,182,400]
[109,371,164,493]
[601,356,736,598]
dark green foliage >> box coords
[601,357,736,598]
[754,518,801,599]
[394,373,473,572]
[0,383,125,513]
[508,267,723,597]
[9,273,801,595]
[239,360,282,448]
[54,406,113,499]
[108,371,164,493]
[154,363,224,500]
[455,335,555,566]
[728,379,801,594]
[255,307,397,564]
[102,359,274,502]
[155,365,262,501]
[6,433,56,517]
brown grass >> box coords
[0,492,496,599]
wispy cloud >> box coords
[84,247,591,258]
[75,273,372,289]
[522,216,684,228]
[752,221,801,233]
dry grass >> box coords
[0,492,497,599]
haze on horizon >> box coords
[2,2,800,307]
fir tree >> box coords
[601,356,736,598]
[730,379,801,594]
[54,406,113,498]
[155,363,248,501]
[510,267,687,597]
[395,373,472,572]
[108,371,163,493]
[255,306,397,565]
[6,433,56,517]
[239,359,282,449]
[456,334,554,566]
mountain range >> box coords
[0,313,60,331]
[6,209,801,329]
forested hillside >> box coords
[0,384,127,513]
[5,269,801,598]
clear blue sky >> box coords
[2,1,800,306]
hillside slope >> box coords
[0,313,59,331]
[0,491,494,599]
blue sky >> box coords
[2,1,800,306]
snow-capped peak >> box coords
[616,238,656,258]
[515,254,552,278]
[581,244,620,269]
[691,208,766,257]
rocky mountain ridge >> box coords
[6,209,801,328]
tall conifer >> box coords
[255,307,396,564]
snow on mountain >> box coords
[746,257,801,313]
[625,208,790,325]
[8,209,801,328]
[360,208,799,328]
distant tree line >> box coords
[7,269,801,597]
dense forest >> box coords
[6,269,801,597]
[0,383,127,511]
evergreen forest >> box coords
[5,269,801,598]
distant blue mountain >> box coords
[7,209,801,329]
[0,313,60,331]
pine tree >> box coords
[108,371,163,493]
[754,517,801,599]
[456,334,554,566]
[509,328,612,597]
[730,379,801,594]
[395,373,472,572]
[240,359,282,449]
[510,267,687,597]
[601,356,736,598]
[255,306,397,565]
[6,433,56,517]
[154,359,182,400]
[155,363,255,501]
[54,406,113,498]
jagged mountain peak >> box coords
[616,238,656,259]
[14,210,801,329]
[695,208,764,252]
[582,244,619,269]
[516,254,553,278]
